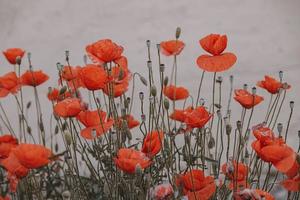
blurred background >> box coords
[0,0,300,146]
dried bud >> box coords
[175,27,181,39]
[290,101,294,109]
[139,92,144,101]
[163,76,169,86]
[208,137,215,149]
[163,98,169,110]
[64,131,72,146]
[16,56,22,65]
[150,86,157,97]
[140,76,148,86]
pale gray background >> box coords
[0,0,299,146]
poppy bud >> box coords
[150,86,157,97]
[27,52,31,61]
[282,82,289,90]
[164,98,169,110]
[27,126,32,135]
[243,84,248,90]
[277,123,283,136]
[175,27,181,39]
[208,137,215,149]
[163,76,169,86]
[65,50,70,61]
[279,70,283,81]
[16,56,22,65]
[64,131,72,146]
[139,92,144,101]
[59,86,68,95]
[140,76,148,86]
[159,64,165,72]
[146,40,151,48]
[290,101,294,109]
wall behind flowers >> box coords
[0,0,300,151]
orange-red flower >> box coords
[80,64,108,90]
[163,85,189,101]
[197,34,236,72]
[176,169,216,200]
[117,115,140,129]
[114,148,151,174]
[0,72,20,98]
[150,183,174,200]
[221,160,248,190]
[77,109,114,139]
[3,48,25,65]
[234,89,264,109]
[184,106,212,128]
[0,135,18,159]
[170,106,193,122]
[0,153,29,177]
[103,81,129,97]
[12,144,52,169]
[142,130,164,158]
[47,88,73,102]
[234,189,274,200]
[20,70,49,87]
[61,65,81,81]
[281,175,300,192]
[160,40,185,56]
[53,98,83,118]
[0,195,10,200]
[257,75,291,94]
[86,39,123,64]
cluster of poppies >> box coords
[0,134,52,193]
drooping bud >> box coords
[59,86,68,95]
[140,76,148,86]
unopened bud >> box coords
[208,137,215,149]
[16,56,22,65]
[230,75,234,84]
[175,27,181,39]
[236,121,242,132]
[56,62,62,71]
[156,44,160,51]
[147,60,152,69]
[199,98,205,106]
[124,97,130,109]
[140,76,148,86]
[252,87,256,95]
[64,131,72,146]
[164,98,169,110]
[59,86,68,95]
[150,86,157,97]
[83,54,87,65]
[216,76,223,83]
[163,77,169,86]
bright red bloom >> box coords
[0,135,18,159]
[150,183,174,200]
[221,160,248,190]
[184,106,212,128]
[47,88,73,102]
[0,153,29,177]
[0,195,10,200]
[257,75,291,94]
[163,85,189,101]
[197,34,236,72]
[20,70,49,87]
[234,89,264,109]
[160,40,185,56]
[80,64,108,90]
[114,148,151,174]
[54,98,83,118]
[0,72,20,98]
[103,81,129,97]
[77,109,114,139]
[86,39,123,64]
[117,115,140,129]
[12,144,52,169]
[114,56,128,68]
[61,65,81,81]
[3,48,25,65]
[281,175,300,192]
[142,130,164,158]
[176,169,216,200]
[170,106,193,122]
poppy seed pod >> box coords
[208,137,215,149]
[277,123,283,135]
[163,98,169,110]
[146,40,151,48]
[139,92,144,101]
[159,64,165,72]
[290,101,294,109]
[175,27,181,39]
[64,131,72,146]
[279,70,283,81]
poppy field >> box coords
[0,28,299,200]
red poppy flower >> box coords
[0,135,18,159]
[0,153,29,177]
[3,48,25,65]
[170,106,193,122]
[114,148,151,174]
[103,81,129,97]
[281,175,300,192]
[115,56,128,68]
[221,161,248,182]
[47,88,73,102]
[257,75,291,94]
[0,195,10,200]
[163,85,189,101]
[184,106,212,128]
[176,169,216,200]
[234,189,274,200]
[117,115,140,129]
[150,183,174,200]
[12,144,52,169]
[142,130,164,158]
[20,70,49,87]
[160,40,185,56]
[234,89,264,109]
[77,109,114,139]
[80,64,108,90]
[252,124,274,144]
[0,72,20,98]
[110,65,131,84]
[86,39,123,64]
[53,98,83,118]
[197,34,236,72]
[61,65,81,81]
